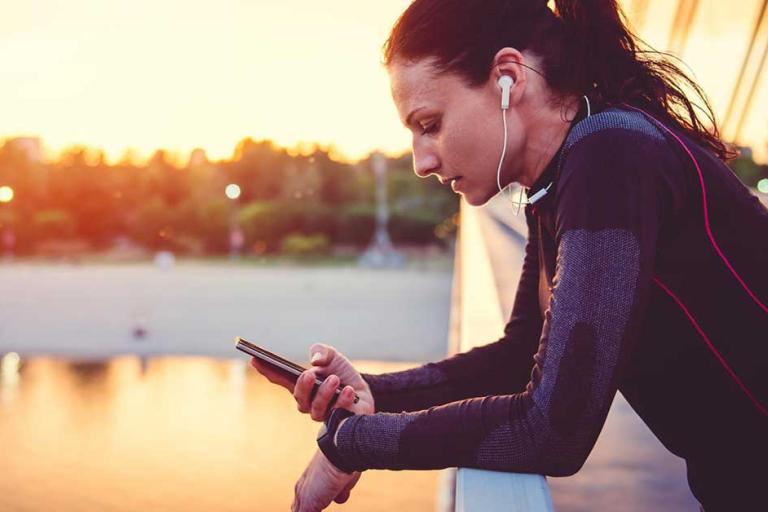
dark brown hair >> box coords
[382,0,738,161]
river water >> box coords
[0,356,440,511]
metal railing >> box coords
[438,199,554,512]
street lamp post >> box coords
[359,152,404,268]
[225,183,244,259]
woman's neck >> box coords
[517,96,582,188]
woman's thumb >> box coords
[309,344,334,366]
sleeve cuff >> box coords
[317,408,358,474]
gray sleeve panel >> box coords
[475,228,640,473]
[336,229,643,475]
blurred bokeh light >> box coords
[0,186,14,203]
[225,183,241,200]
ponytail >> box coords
[553,0,736,161]
[553,0,634,102]
[384,0,738,162]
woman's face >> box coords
[387,56,527,206]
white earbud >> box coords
[496,75,512,208]
[497,75,514,110]
[495,74,526,214]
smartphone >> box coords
[235,336,359,404]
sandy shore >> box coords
[0,262,452,363]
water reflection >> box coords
[0,357,439,511]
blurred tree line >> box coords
[0,138,459,256]
[1,138,764,258]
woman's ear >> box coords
[490,47,525,85]
[489,47,527,107]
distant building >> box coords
[9,137,42,163]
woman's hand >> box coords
[250,343,375,421]
[291,449,362,512]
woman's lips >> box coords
[450,176,463,192]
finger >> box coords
[334,489,350,504]
[332,385,356,411]
[293,370,318,413]
[308,342,329,361]
[250,358,294,389]
[310,374,340,421]
[250,356,276,374]
[250,357,275,378]
[292,476,303,512]
[334,472,361,504]
[309,344,336,367]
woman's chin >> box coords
[460,188,494,207]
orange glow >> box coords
[0,0,765,163]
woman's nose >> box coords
[412,144,440,179]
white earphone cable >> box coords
[496,106,509,199]
[496,106,526,215]
[497,94,592,215]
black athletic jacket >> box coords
[318,105,768,511]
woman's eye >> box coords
[421,122,439,135]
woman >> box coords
[253,1,768,510]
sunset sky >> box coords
[1,0,766,164]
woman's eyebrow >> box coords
[405,107,425,128]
